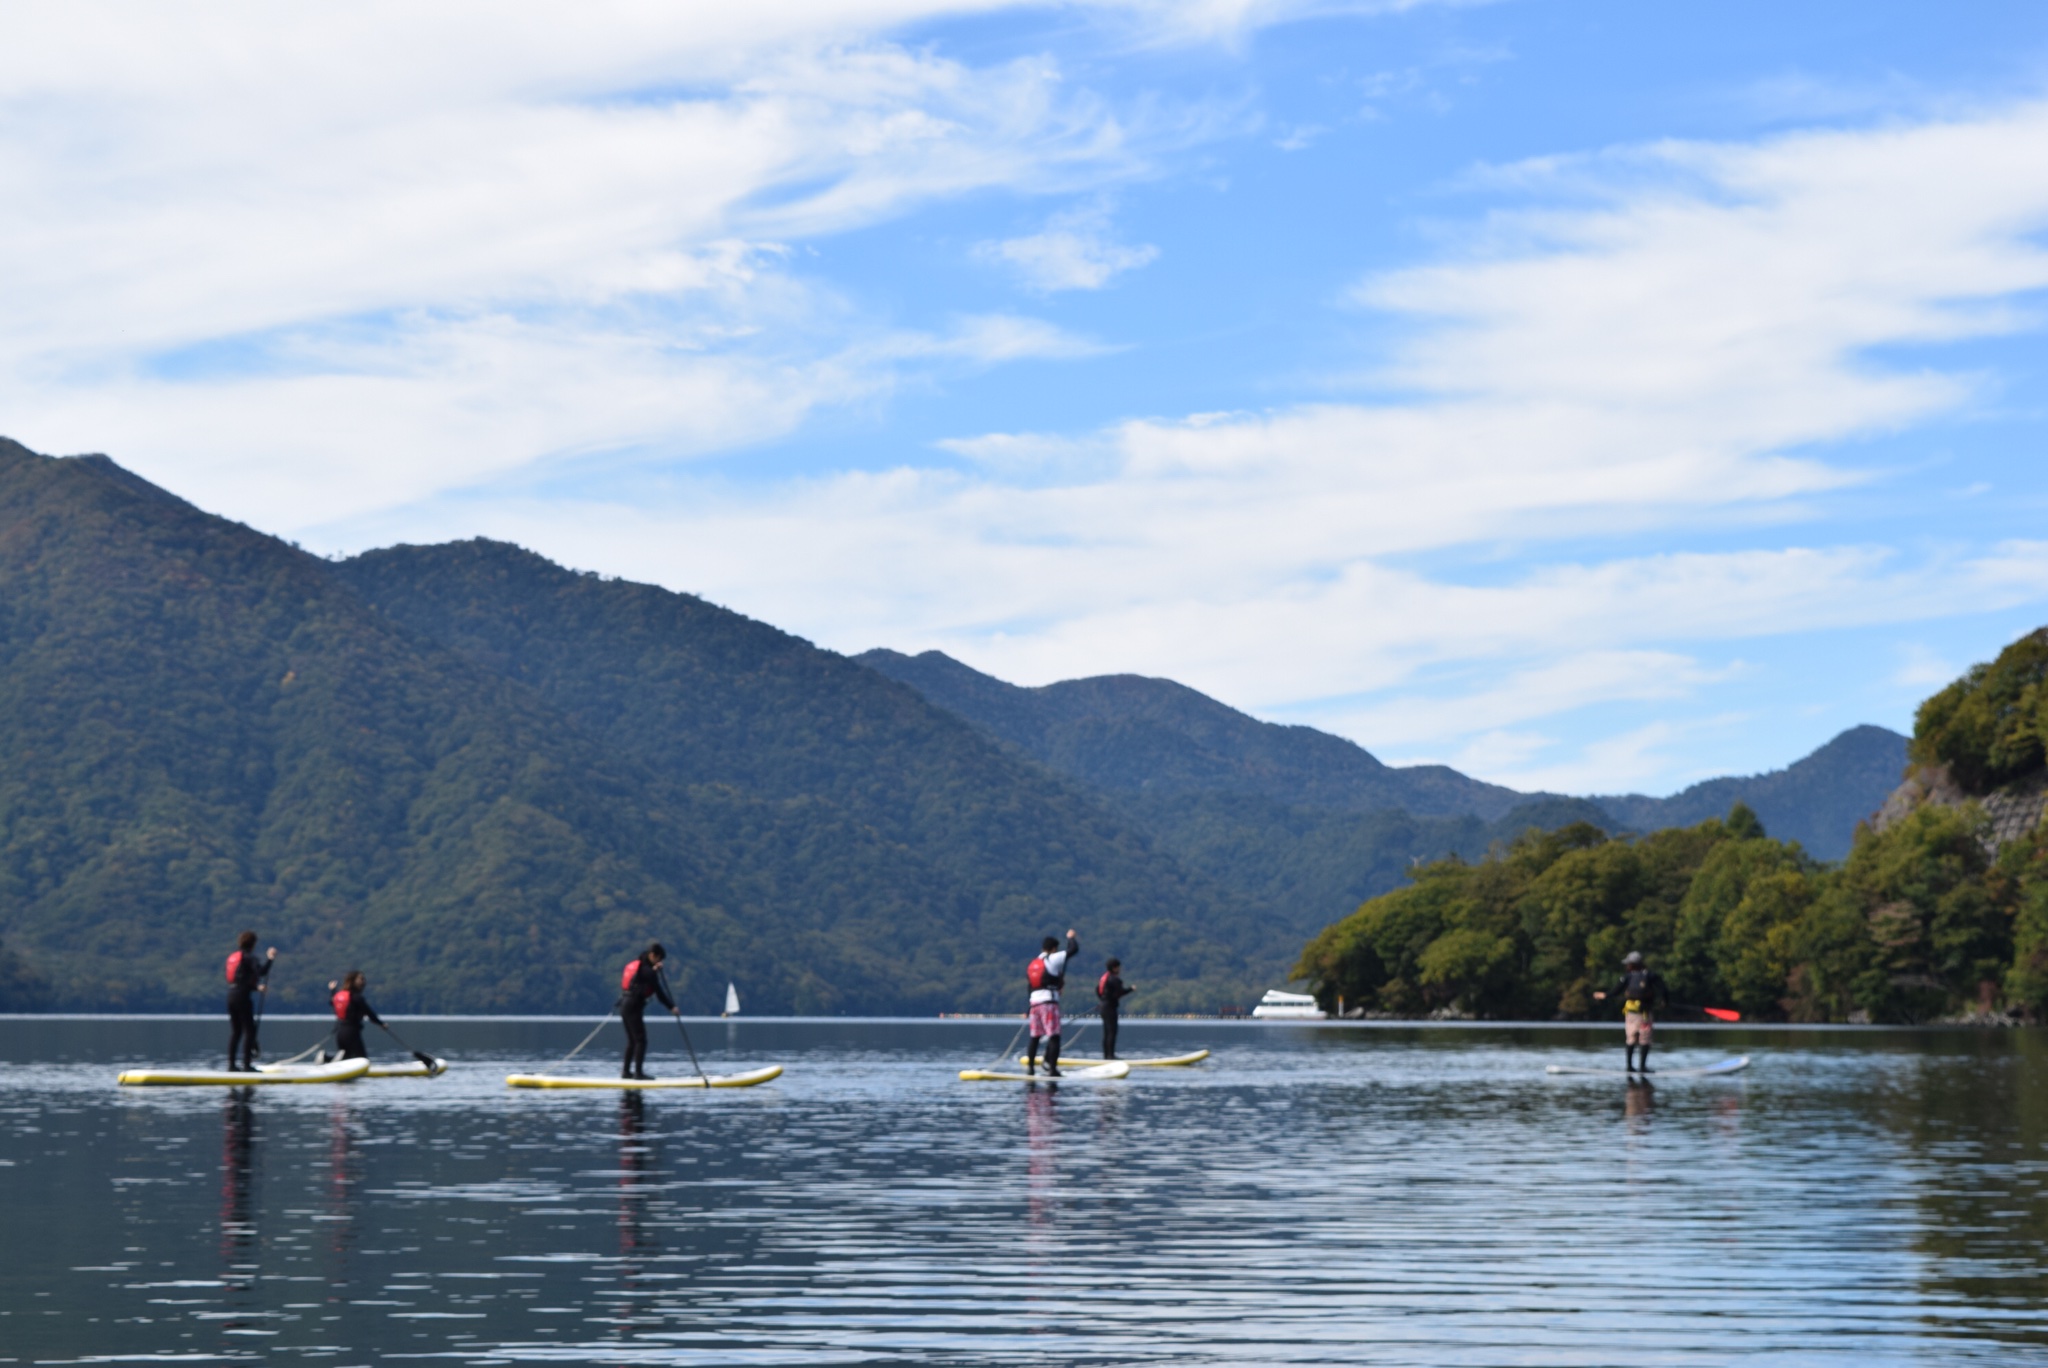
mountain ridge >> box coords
[858,648,1905,861]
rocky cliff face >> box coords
[1871,764,2048,854]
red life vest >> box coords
[332,989,353,1021]
[622,959,643,993]
[1027,956,1048,990]
[1098,970,1112,999]
[225,950,243,985]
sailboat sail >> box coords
[723,982,740,1016]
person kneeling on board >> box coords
[1025,929,1078,1077]
[224,931,277,1072]
[1096,958,1134,1061]
[1592,951,1668,1074]
[328,971,384,1060]
[619,944,679,1080]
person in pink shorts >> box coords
[1025,929,1079,1077]
[1593,950,1669,1074]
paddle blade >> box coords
[1703,1007,1742,1022]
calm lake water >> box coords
[1,1016,2044,1366]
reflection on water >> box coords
[1,1018,2047,1364]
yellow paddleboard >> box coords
[119,1058,370,1086]
[505,1065,783,1090]
[960,1061,1131,1082]
[1016,1049,1209,1068]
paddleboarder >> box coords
[1096,958,1134,1060]
[1025,929,1078,1078]
[329,971,385,1060]
[224,931,276,1072]
[1593,951,1669,1074]
[618,944,679,1081]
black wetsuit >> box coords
[618,958,677,1079]
[1096,971,1134,1059]
[225,950,271,1070]
[331,988,384,1060]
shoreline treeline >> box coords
[1296,629,2048,1024]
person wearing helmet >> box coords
[1593,951,1668,1073]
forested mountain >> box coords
[0,441,1246,1013]
[857,648,1532,818]
[1593,725,1907,860]
[859,650,1905,862]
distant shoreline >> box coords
[0,1012,1961,1031]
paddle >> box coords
[1669,1002,1742,1022]
[656,964,710,1082]
[374,1019,441,1070]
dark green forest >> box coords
[1297,629,2048,1023]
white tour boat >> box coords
[1250,988,1327,1020]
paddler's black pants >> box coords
[620,1005,650,1078]
[335,1022,368,1060]
[1100,1010,1120,1060]
[226,990,259,1070]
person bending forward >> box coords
[618,944,679,1080]
[330,971,384,1060]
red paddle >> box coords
[1698,1006,1741,1022]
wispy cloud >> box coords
[975,205,1161,291]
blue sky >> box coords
[7,1,2048,797]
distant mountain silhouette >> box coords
[858,649,1905,862]
[856,648,1536,819]
[1592,725,1906,860]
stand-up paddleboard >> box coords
[505,1065,783,1090]
[260,1057,448,1079]
[1017,1050,1209,1068]
[119,1057,370,1087]
[961,1061,1131,1082]
[1545,1056,1749,1077]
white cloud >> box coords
[975,206,1161,291]
[307,99,2048,790]
[0,2,1193,522]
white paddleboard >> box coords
[119,1057,371,1087]
[960,1061,1131,1082]
[1017,1049,1209,1068]
[1545,1055,1750,1077]
[505,1064,783,1090]
[260,1056,447,1079]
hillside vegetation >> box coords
[0,440,1245,1013]
[1298,629,2048,1023]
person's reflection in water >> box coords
[612,1091,659,1342]
[1624,1077,1655,1123]
[323,1094,361,1270]
[219,1091,256,1262]
[217,1090,260,1339]
[1024,1083,1062,1282]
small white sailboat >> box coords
[723,981,741,1017]
[1250,988,1327,1020]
